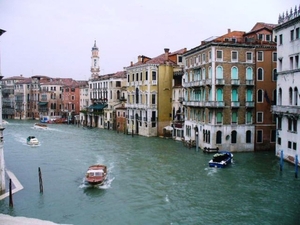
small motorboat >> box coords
[208,151,233,168]
[85,164,107,186]
[34,123,48,129]
[27,136,39,145]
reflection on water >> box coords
[0,120,299,225]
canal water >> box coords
[0,120,299,225]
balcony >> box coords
[231,79,240,85]
[205,101,225,108]
[216,79,225,85]
[231,101,240,107]
[152,80,157,85]
[245,101,254,107]
[271,105,300,115]
[246,80,254,85]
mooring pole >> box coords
[295,155,298,178]
[9,178,13,207]
[38,167,43,193]
[280,150,283,172]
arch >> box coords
[246,67,253,80]
[231,130,237,143]
[231,66,238,79]
[257,68,264,81]
[246,89,253,101]
[257,89,263,102]
[289,87,293,105]
[294,87,298,106]
[217,88,223,101]
[216,131,222,144]
[216,66,223,79]
[246,130,251,143]
[278,88,282,105]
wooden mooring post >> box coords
[280,150,283,172]
[9,179,13,207]
[38,167,43,193]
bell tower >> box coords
[91,40,100,79]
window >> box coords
[257,130,263,143]
[246,111,252,124]
[246,130,251,143]
[246,52,252,62]
[216,112,223,124]
[257,90,263,103]
[246,67,253,80]
[202,53,206,63]
[231,131,237,143]
[216,131,222,144]
[291,29,294,41]
[266,34,271,41]
[258,34,263,40]
[272,69,277,81]
[296,28,300,39]
[231,51,238,62]
[277,117,282,130]
[278,137,281,145]
[216,50,223,61]
[290,56,294,69]
[151,94,156,104]
[232,111,238,124]
[145,71,148,80]
[208,51,211,61]
[257,68,263,81]
[279,34,283,45]
[257,51,263,61]
[178,56,182,63]
[152,71,156,80]
[272,52,277,62]
[293,142,297,150]
[257,112,263,123]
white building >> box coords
[272,6,300,165]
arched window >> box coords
[217,88,223,101]
[216,131,222,144]
[232,89,238,102]
[231,67,238,79]
[231,131,237,143]
[216,112,223,124]
[216,66,223,79]
[208,67,212,79]
[246,130,251,143]
[257,68,264,81]
[294,87,298,106]
[257,89,263,102]
[246,89,253,101]
[202,68,206,79]
[135,88,139,103]
[208,88,212,101]
[278,88,282,105]
[246,67,253,80]
[289,87,293,105]
[207,130,211,144]
[273,89,277,105]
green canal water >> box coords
[0,120,299,225]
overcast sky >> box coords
[0,0,299,80]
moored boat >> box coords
[34,123,48,129]
[85,164,107,186]
[27,136,39,145]
[208,151,233,168]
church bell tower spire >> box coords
[91,40,100,79]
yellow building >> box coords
[125,48,186,137]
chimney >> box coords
[228,28,231,33]
[164,48,170,61]
[130,61,133,66]
[138,55,142,62]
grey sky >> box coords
[0,0,298,80]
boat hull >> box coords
[85,164,107,186]
[208,151,233,168]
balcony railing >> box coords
[246,80,254,85]
[231,79,240,85]
[231,101,240,107]
[245,101,254,107]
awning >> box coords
[89,103,107,110]
[38,102,48,106]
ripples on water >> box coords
[0,120,300,225]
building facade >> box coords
[183,25,276,152]
[272,6,300,165]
